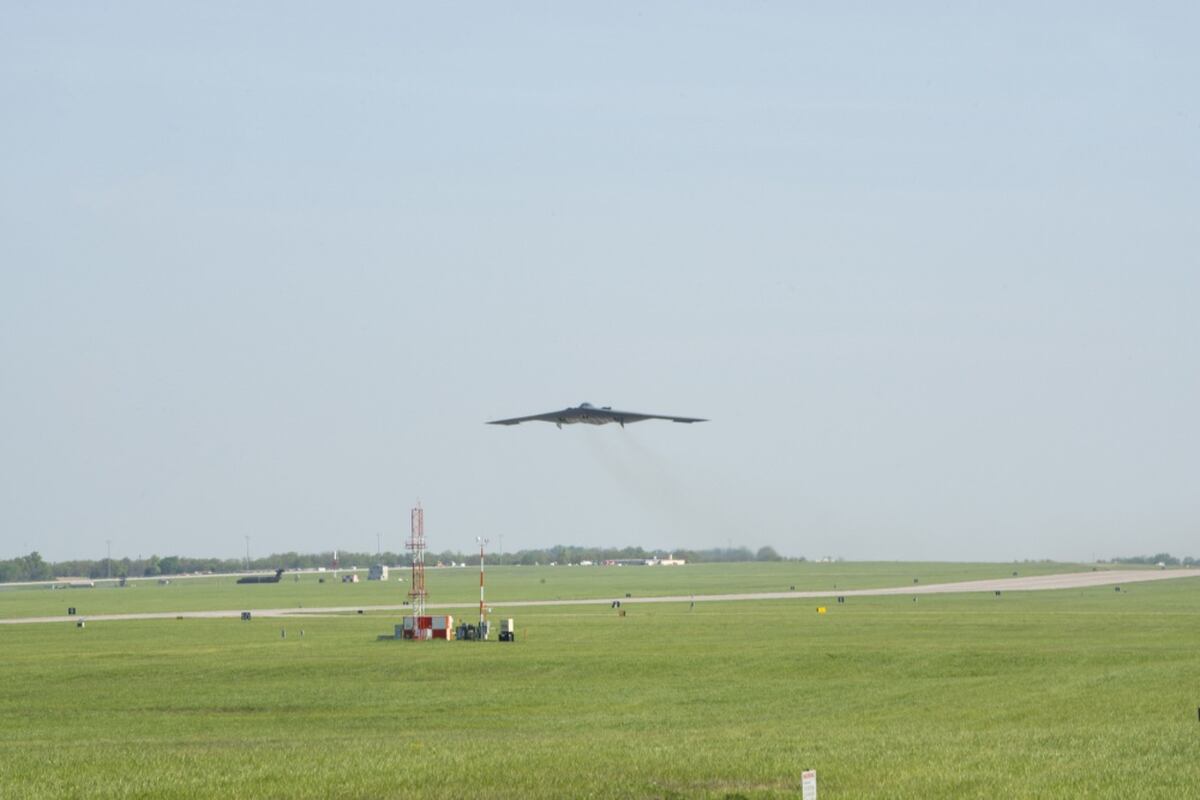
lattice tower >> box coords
[407,503,427,620]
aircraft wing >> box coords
[607,410,708,424]
[486,409,571,425]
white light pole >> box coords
[244,536,250,570]
[105,539,112,579]
[476,536,489,635]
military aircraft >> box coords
[487,402,707,429]
[236,568,285,585]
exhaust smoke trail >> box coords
[579,429,734,547]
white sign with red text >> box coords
[801,769,817,800]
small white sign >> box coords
[801,769,817,800]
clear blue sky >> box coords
[2,3,1196,562]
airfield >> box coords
[3,561,1199,798]
[2,566,1194,626]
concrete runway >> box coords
[3,568,1196,626]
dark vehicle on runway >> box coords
[237,568,285,584]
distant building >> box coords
[368,565,389,581]
[342,573,359,583]
[601,556,685,567]
[53,578,95,589]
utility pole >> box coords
[105,539,112,580]
[244,536,250,570]
[377,532,381,557]
[477,536,489,636]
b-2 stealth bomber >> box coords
[487,402,707,429]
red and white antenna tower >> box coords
[407,503,427,622]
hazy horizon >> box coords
[3,4,1196,563]
[12,547,1190,568]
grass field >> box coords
[2,563,1197,798]
[0,561,1103,619]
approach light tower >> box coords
[476,536,489,636]
[408,503,428,622]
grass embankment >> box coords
[1,568,1197,798]
[0,561,1098,619]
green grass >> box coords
[1,565,1196,798]
[0,561,1102,619]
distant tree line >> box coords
[0,545,793,583]
[1104,553,1195,566]
[0,552,56,583]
